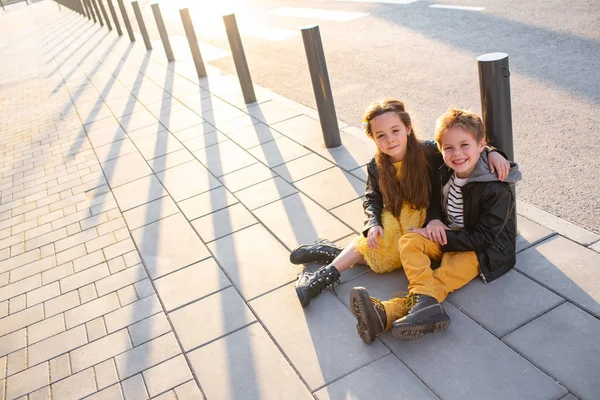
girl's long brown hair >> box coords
[363,99,430,216]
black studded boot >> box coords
[295,264,341,308]
[289,239,342,265]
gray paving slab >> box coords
[193,140,258,177]
[271,115,376,171]
[515,235,600,316]
[248,136,311,168]
[295,168,365,210]
[225,122,282,150]
[153,258,230,312]
[207,224,301,300]
[94,138,138,163]
[148,149,197,174]
[190,204,258,243]
[130,130,185,161]
[130,213,211,279]
[85,124,127,148]
[100,151,152,189]
[504,302,600,400]
[516,215,555,253]
[178,186,239,221]
[218,163,276,193]
[122,196,179,230]
[187,322,313,400]
[253,193,353,250]
[314,353,439,400]
[156,160,222,202]
[181,131,230,153]
[234,176,297,210]
[168,286,255,351]
[111,175,167,212]
[272,153,335,183]
[591,240,600,253]
[246,100,302,126]
[250,284,389,390]
[330,198,364,234]
[447,269,565,337]
[380,302,567,400]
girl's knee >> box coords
[398,232,424,247]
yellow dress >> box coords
[352,161,426,274]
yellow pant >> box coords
[381,233,479,329]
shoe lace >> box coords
[393,291,418,312]
[370,297,386,313]
[307,269,341,295]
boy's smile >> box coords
[440,126,486,178]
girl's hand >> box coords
[367,225,384,249]
[488,151,510,181]
[425,219,448,245]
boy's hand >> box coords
[488,151,510,181]
[408,227,429,240]
[424,219,448,245]
[367,225,384,249]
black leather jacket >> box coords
[362,140,443,236]
[437,153,521,283]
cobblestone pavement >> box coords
[0,1,599,399]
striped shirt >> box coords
[443,174,469,229]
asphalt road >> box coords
[130,0,600,234]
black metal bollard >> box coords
[132,1,151,50]
[106,0,122,35]
[301,25,341,148]
[90,0,103,26]
[180,8,207,78]
[117,0,134,42]
[477,52,514,161]
[477,52,516,231]
[98,0,112,30]
[223,14,256,104]
[151,3,174,62]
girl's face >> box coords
[370,112,410,163]
[440,126,486,178]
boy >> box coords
[349,107,522,344]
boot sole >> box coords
[391,314,451,340]
[295,285,310,308]
[350,287,380,344]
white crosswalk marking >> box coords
[267,7,369,22]
[317,0,419,4]
[238,24,300,41]
[429,4,485,11]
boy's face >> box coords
[440,126,486,178]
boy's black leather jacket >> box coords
[362,140,443,236]
[435,152,522,283]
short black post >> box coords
[477,52,514,161]
[117,0,134,42]
[85,0,97,23]
[98,0,112,30]
[180,8,207,78]
[477,52,516,230]
[132,1,151,50]
[301,25,341,148]
[151,3,174,61]
[106,0,122,35]
[90,0,103,26]
[223,14,256,104]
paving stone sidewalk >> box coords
[1,2,599,399]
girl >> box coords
[291,99,509,332]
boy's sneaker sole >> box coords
[350,287,381,344]
[391,313,451,340]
